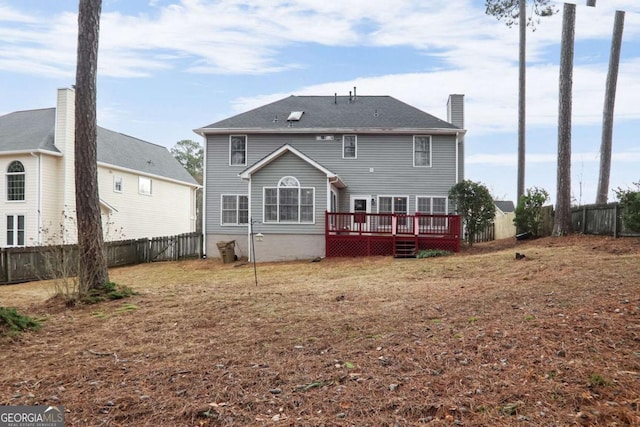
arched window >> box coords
[6,161,25,201]
[264,176,314,223]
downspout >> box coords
[455,132,460,183]
[30,152,42,245]
[247,179,252,262]
[201,135,207,257]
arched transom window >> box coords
[6,161,25,201]
[264,176,314,223]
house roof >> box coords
[495,200,515,213]
[0,107,198,186]
[239,144,346,189]
[0,108,59,153]
[195,95,464,134]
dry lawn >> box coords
[1,235,639,426]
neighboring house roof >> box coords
[195,95,464,134]
[495,200,515,214]
[239,144,346,188]
[0,107,198,186]
[0,108,58,153]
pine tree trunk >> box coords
[596,10,625,204]
[517,0,526,202]
[75,0,109,293]
[553,3,576,236]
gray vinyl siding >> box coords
[205,132,459,235]
[251,152,327,234]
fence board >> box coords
[0,232,202,285]
[571,203,640,237]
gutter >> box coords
[193,127,467,137]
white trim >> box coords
[342,135,357,159]
[416,196,449,215]
[413,135,432,168]
[201,134,207,256]
[376,195,410,214]
[0,149,62,157]
[97,161,200,188]
[220,194,249,226]
[263,184,316,224]
[138,176,152,196]
[455,132,459,182]
[113,175,123,193]
[194,127,466,136]
[229,134,247,166]
[99,198,119,213]
[239,144,346,189]
[5,213,26,247]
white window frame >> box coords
[376,195,409,215]
[263,176,315,224]
[138,176,152,195]
[413,135,432,167]
[342,135,357,159]
[229,135,247,166]
[417,196,448,229]
[6,214,25,246]
[416,196,448,215]
[6,160,26,202]
[221,194,249,226]
[113,176,123,193]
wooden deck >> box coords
[325,212,461,258]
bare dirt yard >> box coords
[1,235,639,426]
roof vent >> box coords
[287,111,304,121]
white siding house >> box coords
[0,88,199,247]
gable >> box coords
[239,144,345,188]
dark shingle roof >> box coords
[0,108,197,185]
[495,200,515,213]
[0,108,58,153]
[198,95,460,132]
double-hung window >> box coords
[139,177,152,195]
[221,195,248,225]
[6,161,25,201]
[414,136,432,167]
[342,135,357,159]
[378,196,408,228]
[417,196,448,229]
[6,214,25,246]
[264,177,314,223]
[230,135,247,166]
[114,176,123,193]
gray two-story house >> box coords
[195,92,465,262]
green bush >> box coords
[449,180,496,246]
[83,281,138,304]
[0,307,41,338]
[514,187,549,236]
[417,249,452,258]
[615,182,640,232]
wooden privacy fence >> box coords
[0,232,202,285]
[571,203,640,237]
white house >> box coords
[0,88,199,247]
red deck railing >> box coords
[325,212,461,257]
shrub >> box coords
[417,249,452,258]
[0,307,41,338]
[449,180,496,246]
[514,187,549,236]
[615,182,640,232]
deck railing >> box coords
[326,212,462,257]
[326,212,460,237]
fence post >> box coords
[613,203,619,238]
[582,205,587,234]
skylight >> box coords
[287,111,304,121]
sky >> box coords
[1,0,639,205]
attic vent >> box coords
[287,111,304,121]
[316,135,335,141]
